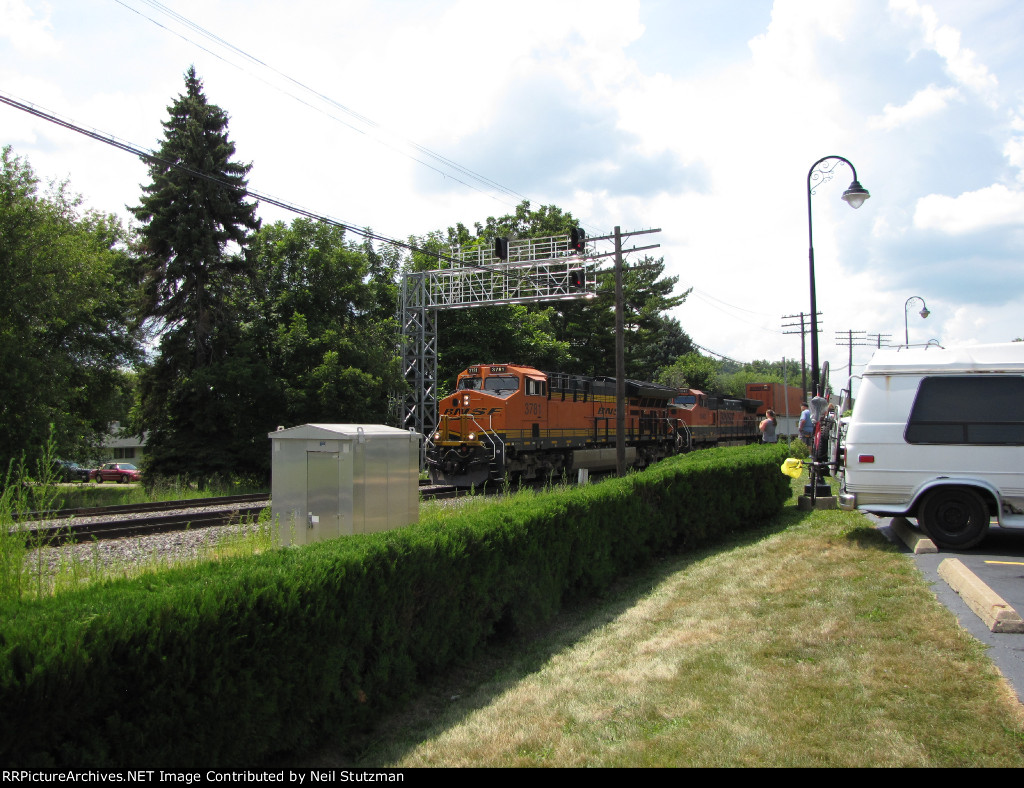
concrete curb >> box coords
[889,516,937,554]
[938,557,1024,634]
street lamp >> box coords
[807,156,870,398]
[904,296,930,345]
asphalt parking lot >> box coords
[871,514,1024,705]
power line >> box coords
[688,290,784,334]
[0,91,464,265]
[113,0,530,210]
[691,341,746,366]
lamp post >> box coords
[904,296,930,345]
[807,156,870,398]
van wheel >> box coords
[918,488,990,549]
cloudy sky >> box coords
[3,0,1024,390]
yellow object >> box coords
[780,458,805,478]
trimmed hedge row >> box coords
[0,444,789,767]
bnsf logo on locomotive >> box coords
[442,407,503,417]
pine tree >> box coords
[132,65,259,367]
[130,66,261,479]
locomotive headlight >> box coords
[462,394,471,407]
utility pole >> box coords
[865,332,891,349]
[834,329,868,385]
[615,226,626,477]
[542,225,662,478]
[782,312,821,398]
[597,225,661,476]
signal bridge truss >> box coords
[399,233,596,439]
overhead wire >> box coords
[0,91,466,265]
[688,290,785,335]
[113,0,530,209]
[4,87,797,365]
[14,4,765,334]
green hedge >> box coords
[0,444,789,767]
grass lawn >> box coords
[301,478,1024,768]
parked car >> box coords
[52,459,92,483]
[91,462,142,484]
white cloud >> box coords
[0,0,59,56]
[890,0,998,104]
[914,183,1024,234]
[1004,134,1024,178]
[867,84,961,130]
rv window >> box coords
[906,376,1024,445]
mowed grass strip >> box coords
[314,481,1024,768]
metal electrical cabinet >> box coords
[269,424,422,546]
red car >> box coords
[91,462,142,484]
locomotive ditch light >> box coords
[467,432,476,441]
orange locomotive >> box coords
[669,389,764,448]
[426,364,682,487]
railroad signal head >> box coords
[570,227,586,253]
[569,269,584,289]
[494,237,509,261]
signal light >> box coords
[570,227,586,252]
[494,237,509,260]
[569,269,584,289]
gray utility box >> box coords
[269,424,421,546]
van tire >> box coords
[918,488,989,549]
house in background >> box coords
[101,422,147,465]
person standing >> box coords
[760,409,778,443]
[798,401,813,448]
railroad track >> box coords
[13,493,271,522]
[19,501,270,547]
[17,488,471,547]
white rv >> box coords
[839,342,1024,548]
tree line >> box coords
[1,67,804,483]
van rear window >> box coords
[906,376,1024,445]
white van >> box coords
[839,342,1024,549]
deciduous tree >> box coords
[0,147,142,473]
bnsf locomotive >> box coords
[425,364,767,487]
[671,388,764,448]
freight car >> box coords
[745,382,805,439]
[426,363,681,487]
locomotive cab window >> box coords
[458,377,482,390]
[673,394,697,409]
[526,377,547,396]
[906,375,1024,445]
[482,375,520,398]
